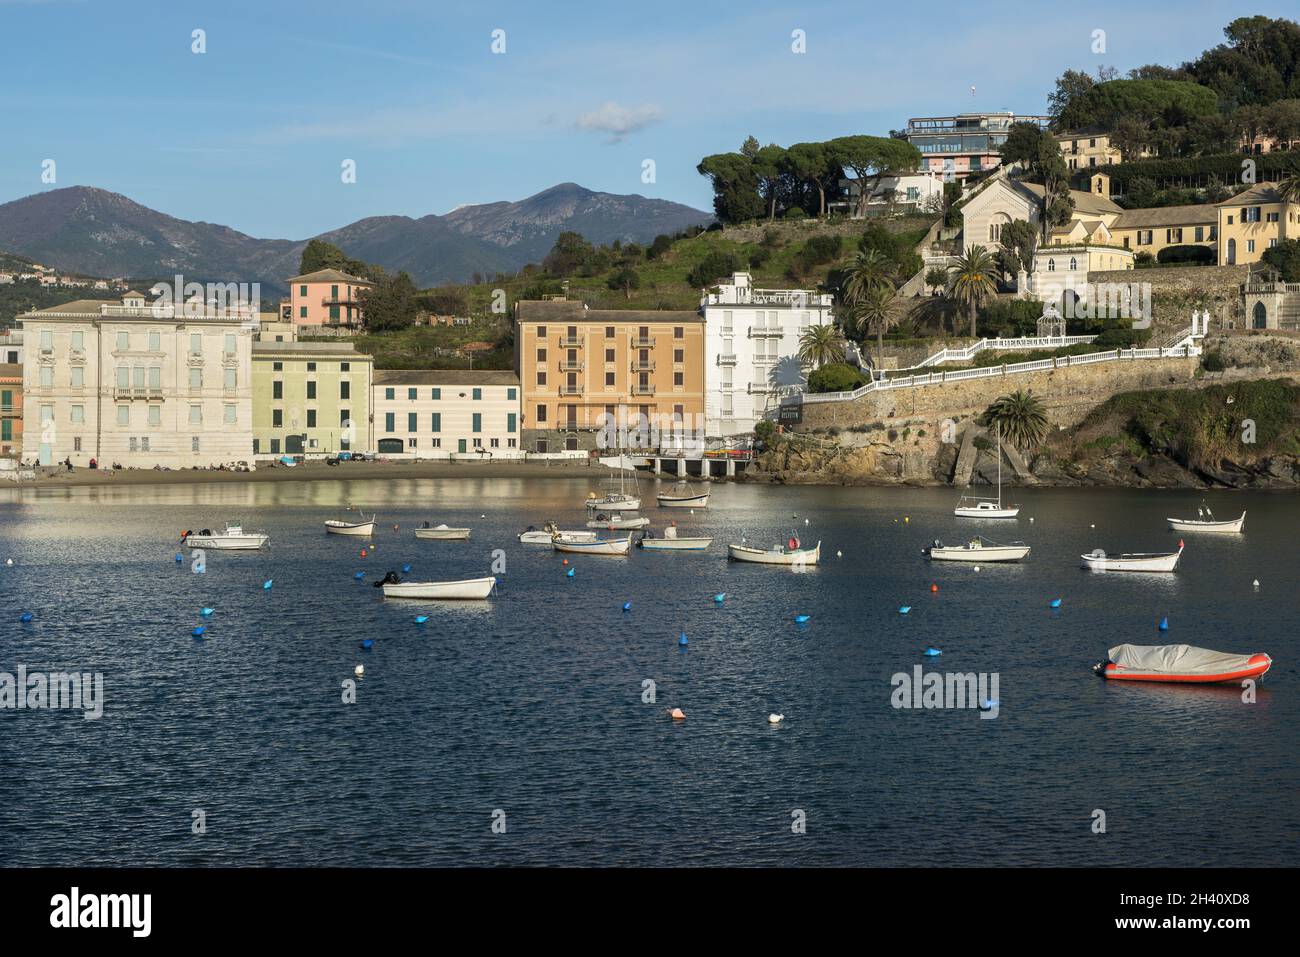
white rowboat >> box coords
[552,533,634,556]
[184,522,269,550]
[381,576,496,600]
[326,514,376,537]
[728,541,820,566]
[1081,545,1183,573]
[415,523,472,540]
[638,526,712,551]
[657,482,710,508]
[924,537,1030,562]
[585,493,640,511]
[586,514,651,529]
[1167,510,1245,533]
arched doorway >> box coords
[1253,301,1268,329]
[1226,238,1236,265]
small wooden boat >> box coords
[518,522,595,544]
[638,525,712,551]
[414,523,471,540]
[585,513,650,530]
[657,481,710,509]
[1094,643,1272,683]
[325,513,376,537]
[552,533,634,556]
[728,540,820,566]
[183,522,269,550]
[924,536,1029,562]
[1167,508,1245,533]
[379,575,496,600]
[1080,544,1183,573]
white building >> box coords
[372,369,521,458]
[700,273,833,441]
[20,292,254,467]
[0,329,22,364]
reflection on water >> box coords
[0,478,1295,866]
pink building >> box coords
[282,268,373,328]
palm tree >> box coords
[848,284,897,373]
[984,390,1049,452]
[947,245,998,338]
[843,249,895,303]
[1277,159,1300,206]
[797,323,847,369]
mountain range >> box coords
[0,184,712,294]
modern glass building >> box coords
[905,112,1050,181]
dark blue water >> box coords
[1,477,1296,866]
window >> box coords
[1244,207,1260,223]
[605,348,615,362]
[472,413,482,433]
[536,404,547,423]
[430,438,441,448]
[253,439,260,455]
[299,306,307,319]
[272,380,282,399]
[1138,230,1152,245]
[190,333,201,353]
[385,387,395,400]
[133,366,145,389]
[71,367,84,388]
[71,331,83,351]
[117,406,130,426]
[407,438,417,449]
[340,409,350,427]
[306,381,316,399]
[300,409,313,428]
[272,409,283,427]
[507,413,516,432]
[536,371,547,386]
[341,362,350,371]
[385,412,395,432]
[507,388,516,400]
[408,412,417,432]
[39,366,53,388]
[129,437,137,452]
[70,405,84,424]
[340,381,350,400]
[605,326,615,338]
[1247,240,1256,253]
[1069,258,1077,271]
[300,285,307,296]
[537,326,547,337]
[225,334,236,354]
[432,388,441,400]
[536,440,549,453]
[537,348,547,362]
[605,372,616,386]
[331,284,339,298]
[116,332,129,351]
[674,326,683,339]
[116,367,128,389]
[472,438,482,448]
[674,372,684,386]
[271,438,280,454]
[674,349,684,363]
[1195,226,1204,242]
[148,405,161,426]
[149,367,161,391]
[431,413,441,433]
[273,361,283,371]
[1266,212,1279,223]
[508,438,516,449]
[472,388,481,400]
[408,387,417,400]
[225,405,237,425]
[1047,259,1055,272]
[224,368,237,391]
[192,437,201,452]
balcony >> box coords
[747,383,774,394]
[716,354,737,365]
[559,360,584,372]
[113,387,163,400]
[560,335,583,348]
[559,385,583,396]
[748,326,785,338]
[632,384,655,396]
[633,336,655,348]
[630,360,655,372]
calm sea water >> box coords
[0,476,1296,867]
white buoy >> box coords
[4,558,12,566]
[804,518,810,525]
[973,565,981,571]
[1253,579,1260,590]
[768,713,785,724]
[1029,517,1034,523]
[354,665,364,677]
[1090,524,1095,529]
[836,550,842,558]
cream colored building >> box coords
[19,292,254,468]
[372,370,520,458]
[252,340,373,457]
[1056,132,1124,170]
[1216,183,1300,266]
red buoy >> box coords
[931,583,938,593]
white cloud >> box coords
[575,102,664,143]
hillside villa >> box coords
[283,268,373,328]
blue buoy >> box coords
[360,638,374,650]
[713,593,726,603]
[402,563,412,573]
[1159,617,1169,631]
[191,626,205,638]
[262,579,273,590]
[623,601,632,612]
[20,612,34,623]
[175,553,183,562]
[414,615,429,624]
[200,607,214,617]
[354,571,365,580]
[566,568,575,578]
[924,647,942,656]
[794,614,810,623]
[678,633,688,646]
[899,606,912,614]
[1049,598,1062,608]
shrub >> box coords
[686,250,742,289]
[1157,244,1214,265]
[1093,325,1152,348]
[748,247,771,269]
[1201,350,1227,372]
[807,362,867,393]
[783,207,807,220]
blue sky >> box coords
[0,0,1293,239]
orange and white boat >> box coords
[1094,643,1272,683]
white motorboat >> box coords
[1081,544,1183,573]
[728,539,820,566]
[183,522,269,550]
[586,467,641,511]
[325,514,376,537]
[954,422,1019,518]
[924,536,1030,562]
[638,525,712,551]
[414,522,472,540]
[657,481,710,509]
[518,523,596,544]
[1167,508,1245,533]
[552,533,634,556]
[378,575,496,600]
[585,513,651,530]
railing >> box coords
[630,360,655,372]
[559,360,584,372]
[633,337,655,348]
[559,385,583,396]
[632,384,655,396]
[703,288,832,308]
[748,326,785,338]
[915,335,1097,368]
[747,383,774,394]
[560,336,583,348]
[801,344,1199,405]
[716,354,737,365]
[112,387,164,400]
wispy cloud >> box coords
[575,102,664,143]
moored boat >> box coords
[182,522,269,550]
[924,536,1029,562]
[414,522,472,540]
[1080,544,1183,573]
[1094,643,1272,683]
[953,499,1020,519]
[728,539,820,566]
[638,525,712,551]
[1167,508,1245,533]
[325,513,376,537]
[657,481,710,509]
[552,533,634,556]
[585,513,650,530]
[376,572,496,600]
[518,522,596,544]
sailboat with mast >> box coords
[954,423,1020,519]
[585,464,641,511]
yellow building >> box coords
[1215,183,1300,266]
[251,340,373,457]
[1106,206,1218,260]
[515,301,705,452]
[1056,132,1124,171]
[372,369,520,458]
